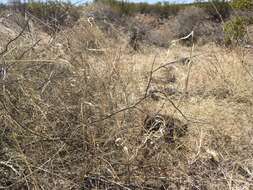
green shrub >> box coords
[231,0,253,10]
[224,16,247,45]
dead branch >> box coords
[0,98,60,141]
[17,39,41,60]
[153,54,201,73]
[154,90,188,121]
[144,54,157,97]
[24,11,56,32]
[0,161,20,176]
[1,144,65,189]
[84,175,132,190]
[40,70,54,94]
[0,19,30,57]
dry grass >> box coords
[0,9,253,190]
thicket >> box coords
[95,0,232,21]
[8,0,80,32]
[94,0,188,18]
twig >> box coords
[17,39,41,60]
[2,144,65,189]
[84,175,132,190]
[244,44,253,49]
[89,96,148,126]
[169,31,194,46]
[86,48,106,52]
[0,67,7,81]
[184,31,195,93]
[5,59,58,63]
[144,54,157,97]
[190,128,204,164]
[210,1,225,25]
[152,54,201,73]
[33,167,79,188]
[156,91,188,121]
[0,161,20,176]
[40,70,54,94]
[0,19,30,56]
[88,16,95,27]
[24,11,56,32]
[0,99,60,141]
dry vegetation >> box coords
[0,1,253,190]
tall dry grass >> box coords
[0,10,253,190]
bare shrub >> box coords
[8,1,80,33]
[174,7,207,40]
[145,24,175,47]
[172,6,224,44]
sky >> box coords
[0,0,193,4]
[75,0,193,4]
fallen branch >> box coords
[0,161,20,176]
[153,54,201,73]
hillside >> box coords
[0,1,253,190]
